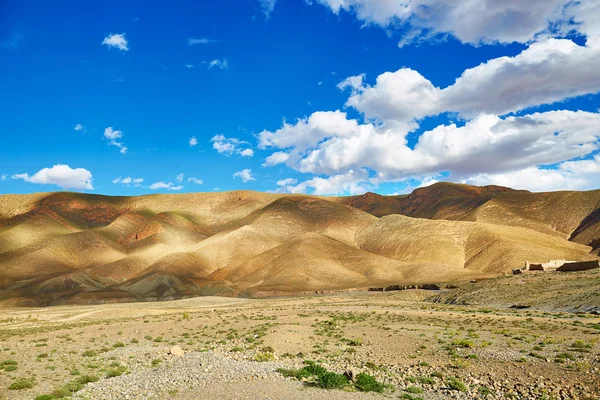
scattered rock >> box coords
[169,345,185,357]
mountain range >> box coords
[0,183,598,306]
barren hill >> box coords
[0,184,598,305]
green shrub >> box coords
[446,377,467,392]
[405,386,423,394]
[106,366,127,378]
[77,375,99,384]
[316,371,348,389]
[302,360,327,376]
[355,373,385,393]
[253,352,275,362]
[82,350,97,357]
[9,378,35,390]
[113,341,125,348]
[452,339,474,348]
[419,376,435,384]
[35,395,55,400]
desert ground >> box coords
[0,270,599,400]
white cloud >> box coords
[233,169,255,182]
[206,59,228,70]
[342,37,600,124]
[262,151,290,166]
[276,178,297,186]
[176,173,184,183]
[463,154,600,192]
[288,169,371,195]
[314,0,597,46]
[1,174,7,181]
[185,64,195,69]
[188,37,217,45]
[12,164,93,190]
[189,136,198,146]
[337,73,365,92]
[101,33,128,51]
[211,134,253,156]
[104,127,128,154]
[260,0,277,19]
[260,109,600,191]
[188,177,203,184]
[149,181,184,191]
[113,177,143,187]
[255,2,600,194]
[74,124,86,133]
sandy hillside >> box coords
[0,183,598,305]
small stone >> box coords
[169,345,185,357]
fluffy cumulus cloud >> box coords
[1,174,8,181]
[189,136,198,146]
[113,177,143,187]
[149,181,183,191]
[342,37,600,123]
[463,155,600,192]
[313,0,598,47]
[259,31,600,193]
[104,127,128,154]
[290,169,372,195]
[262,151,290,167]
[101,33,128,51]
[211,135,253,156]
[74,123,86,133]
[12,164,93,190]
[260,109,600,185]
[233,169,255,182]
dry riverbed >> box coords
[0,291,598,399]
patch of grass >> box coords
[316,371,348,389]
[419,376,435,385]
[77,375,99,384]
[230,346,244,352]
[35,395,55,400]
[355,373,386,393]
[113,341,125,348]
[151,358,162,367]
[9,378,35,390]
[253,352,275,362]
[106,366,127,378]
[82,350,97,357]
[446,376,467,392]
[405,385,423,394]
[401,394,424,400]
[452,339,475,348]
[1,359,18,372]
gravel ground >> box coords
[76,351,287,400]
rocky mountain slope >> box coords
[0,183,598,306]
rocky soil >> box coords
[0,291,598,400]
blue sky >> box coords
[1,0,599,195]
